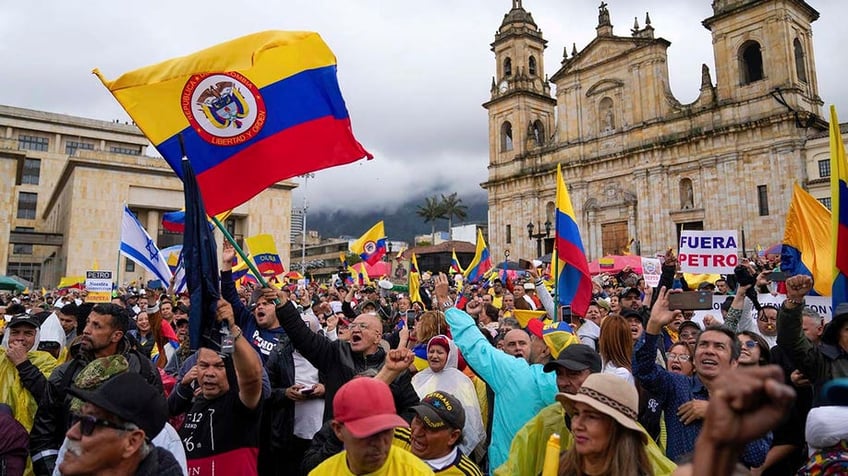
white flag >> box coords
[120,206,173,284]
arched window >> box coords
[528,56,537,76]
[679,178,694,209]
[599,97,615,132]
[501,122,513,151]
[531,120,544,147]
[739,41,764,84]
[794,38,807,82]
[504,57,512,78]
[545,201,555,223]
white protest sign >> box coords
[85,270,113,303]
[753,294,833,323]
[679,230,738,274]
[641,258,662,288]
[689,293,833,329]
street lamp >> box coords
[299,173,315,274]
[527,220,551,258]
[385,241,393,281]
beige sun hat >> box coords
[555,373,648,443]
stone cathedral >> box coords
[483,0,826,262]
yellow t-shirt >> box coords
[309,446,435,476]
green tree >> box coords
[416,195,446,245]
[440,192,468,239]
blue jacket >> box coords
[633,332,770,467]
[444,308,557,471]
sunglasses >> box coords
[742,340,759,349]
[667,353,691,362]
[70,413,134,437]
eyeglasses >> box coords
[758,315,777,323]
[348,323,372,331]
[667,353,691,362]
[742,340,758,349]
[679,331,699,339]
[70,413,134,437]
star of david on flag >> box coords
[120,206,173,285]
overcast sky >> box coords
[1,0,845,212]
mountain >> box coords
[306,195,488,244]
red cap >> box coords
[526,318,544,339]
[333,378,408,438]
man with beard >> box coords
[633,287,769,468]
[30,303,162,476]
[267,288,419,421]
[221,242,288,362]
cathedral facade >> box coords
[483,0,825,262]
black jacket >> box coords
[30,338,163,476]
[274,302,419,421]
[135,446,183,476]
[263,332,297,447]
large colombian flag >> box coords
[830,106,848,306]
[463,229,492,283]
[781,183,832,296]
[554,164,592,317]
[94,31,372,216]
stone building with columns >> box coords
[483,0,828,262]
[0,104,295,287]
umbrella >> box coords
[285,271,304,280]
[0,276,25,292]
[587,255,643,275]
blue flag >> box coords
[182,158,222,351]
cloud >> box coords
[1,0,844,213]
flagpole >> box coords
[553,173,560,322]
[211,217,270,288]
[116,204,124,289]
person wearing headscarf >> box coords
[412,335,485,457]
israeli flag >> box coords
[120,206,173,285]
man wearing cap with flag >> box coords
[309,377,434,475]
[394,391,483,475]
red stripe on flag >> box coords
[197,116,370,215]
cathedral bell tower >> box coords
[702,0,822,118]
[483,0,556,166]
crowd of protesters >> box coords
[0,247,846,475]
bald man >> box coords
[263,288,419,421]
[502,329,531,362]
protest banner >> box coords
[690,293,833,329]
[641,258,662,288]
[678,230,738,274]
[85,270,113,303]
